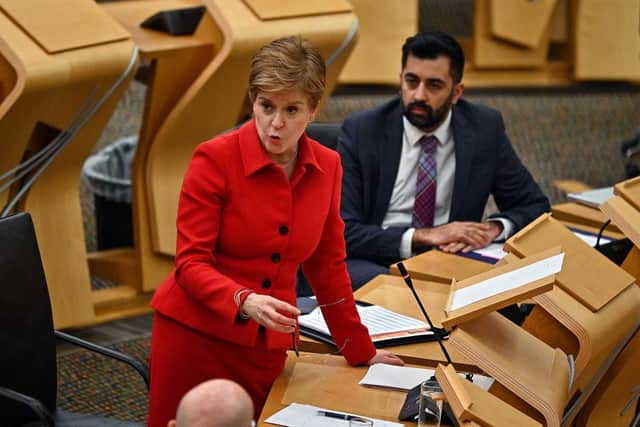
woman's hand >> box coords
[241,293,300,333]
[367,349,404,366]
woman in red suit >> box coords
[147,36,403,427]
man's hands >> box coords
[367,349,404,366]
[241,293,299,333]
[412,221,503,254]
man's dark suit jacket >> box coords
[337,97,550,266]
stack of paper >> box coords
[299,305,434,346]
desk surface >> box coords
[552,202,624,238]
[389,250,493,283]
[299,274,479,372]
[258,352,415,426]
[101,0,213,54]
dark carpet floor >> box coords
[57,336,150,423]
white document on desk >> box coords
[472,230,609,261]
[448,253,564,311]
[265,403,403,426]
[359,364,434,390]
[359,364,495,391]
[299,305,428,337]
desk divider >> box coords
[504,214,634,311]
[441,246,560,329]
[449,312,570,427]
[435,363,542,427]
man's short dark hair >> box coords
[401,32,465,84]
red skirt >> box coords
[147,313,287,427]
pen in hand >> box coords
[291,313,299,357]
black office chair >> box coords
[306,122,341,151]
[0,212,149,427]
[295,122,342,297]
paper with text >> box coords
[448,253,564,311]
[264,403,403,426]
[299,305,429,339]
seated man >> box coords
[167,379,254,427]
[338,31,550,289]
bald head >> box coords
[170,379,254,427]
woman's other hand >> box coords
[241,293,300,333]
[367,349,404,366]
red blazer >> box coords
[151,120,376,365]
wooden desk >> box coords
[95,0,360,306]
[258,352,414,426]
[0,0,136,328]
[299,274,479,372]
[388,250,493,283]
[552,202,624,239]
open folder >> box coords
[298,304,436,348]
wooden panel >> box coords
[441,247,559,329]
[243,0,352,20]
[0,0,129,53]
[102,0,211,54]
[574,329,640,427]
[601,196,640,249]
[473,0,550,69]
[574,0,640,81]
[505,214,634,311]
[451,313,570,427]
[0,1,137,328]
[614,175,640,211]
[339,0,417,85]
[435,364,542,426]
[491,0,558,48]
[552,202,622,234]
[390,250,493,284]
[549,0,570,43]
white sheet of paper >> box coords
[359,364,495,391]
[448,253,564,311]
[358,364,434,390]
[573,229,611,247]
[264,403,403,427]
[473,242,507,260]
[568,186,614,208]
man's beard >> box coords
[403,93,453,131]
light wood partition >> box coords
[338,0,417,85]
[0,0,137,328]
[435,363,542,427]
[389,250,493,283]
[574,0,640,81]
[99,0,360,294]
[552,202,623,237]
[450,312,571,427]
[574,329,640,427]
[473,0,551,68]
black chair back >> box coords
[0,213,57,426]
[306,122,341,151]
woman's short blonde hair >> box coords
[248,35,326,109]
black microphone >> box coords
[396,262,451,364]
[397,262,474,382]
